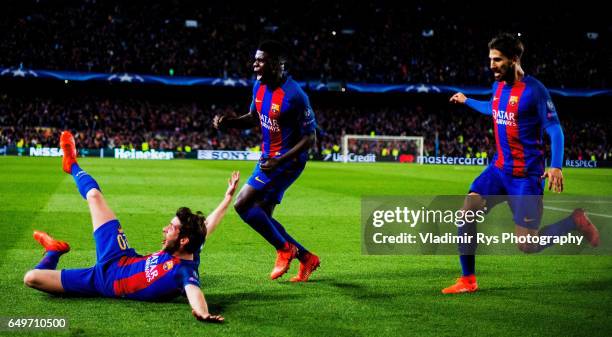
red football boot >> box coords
[60,131,77,174]
[442,274,478,294]
[290,252,320,282]
[270,242,298,280]
[33,230,70,253]
[572,208,600,247]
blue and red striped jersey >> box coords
[250,76,317,162]
[488,76,560,176]
[110,250,200,301]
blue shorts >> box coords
[469,165,544,229]
[247,159,305,204]
[61,219,138,297]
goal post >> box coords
[341,134,424,164]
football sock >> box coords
[536,216,576,250]
[35,251,63,270]
[459,255,475,276]
[237,206,286,249]
[458,218,477,276]
[71,163,101,199]
[269,217,309,259]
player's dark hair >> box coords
[175,207,206,254]
[488,33,524,59]
[258,39,287,64]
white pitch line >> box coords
[546,200,612,204]
[544,206,612,219]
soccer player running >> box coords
[24,131,239,322]
[213,40,320,282]
[444,33,600,294]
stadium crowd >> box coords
[1,94,609,161]
[2,0,609,88]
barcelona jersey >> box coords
[488,76,560,176]
[109,250,201,301]
[61,220,201,301]
[250,76,317,162]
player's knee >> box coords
[23,270,39,288]
[517,242,539,254]
[234,197,247,214]
[463,195,485,211]
[86,188,102,200]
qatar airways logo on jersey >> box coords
[258,112,280,132]
[144,252,161,283]
[492,109,516,126]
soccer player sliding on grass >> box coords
[444,33,600,294]
[213,40,320,282]
[24,131,238,323]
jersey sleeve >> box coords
[178,265,201,289]
[465,98,492,115]
[293,89,317,136]
[535,83,560,128]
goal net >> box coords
[341,134,424,164]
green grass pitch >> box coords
[1,157,610,336]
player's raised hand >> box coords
[213,115,225,130]
[192,309,225,323]
[542,167,563,193]
[449,92,467,104]
[226,171,240,197]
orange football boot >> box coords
[290,252,320,282]
[33,230,70,253]
[442,274,478,294]
[572,208,600,247]
[60,130,77,174]
[270,242,298,280]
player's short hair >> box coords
[257,39,287,63]
[175,207,206,254]
[488,33,524,59]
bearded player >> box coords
[444,33,600,294]
[24,131,239,322]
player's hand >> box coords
[542,168,563,193]
[213,115,225,130]
[226,171,240,197]
[449,92,467,104]
[192,309,225,323]
[260,157,280,172]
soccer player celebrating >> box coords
[213,40,320,282]
[444,33,600,294]
[24,131,239,322]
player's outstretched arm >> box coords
[205,171,240,237]
[213,110,258,131]
[450,92,492,116]
[185,284,224,323]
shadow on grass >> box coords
[482,278,612,292]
